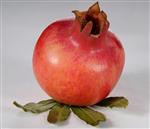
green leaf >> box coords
[13,99,56,113]
[71,106,106,126]
[96,97,128,108]
[47,104,71,123]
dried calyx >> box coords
[72,2,109,36]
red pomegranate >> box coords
[33,2,125,106]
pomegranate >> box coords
[33,2,125,106]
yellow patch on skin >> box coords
[44,42,71,66]
[86,58,108,73]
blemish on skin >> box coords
[46,43,63,65]
[90,49,104,54]
[49,56,59,65]
[69,36,79,47]
[87,63,107,72]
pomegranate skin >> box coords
[33,19,125,106]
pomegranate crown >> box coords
[72,2,109,36]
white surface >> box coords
[1,1,149,128]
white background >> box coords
[1,0,149,128]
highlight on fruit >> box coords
[13,2,128,126]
